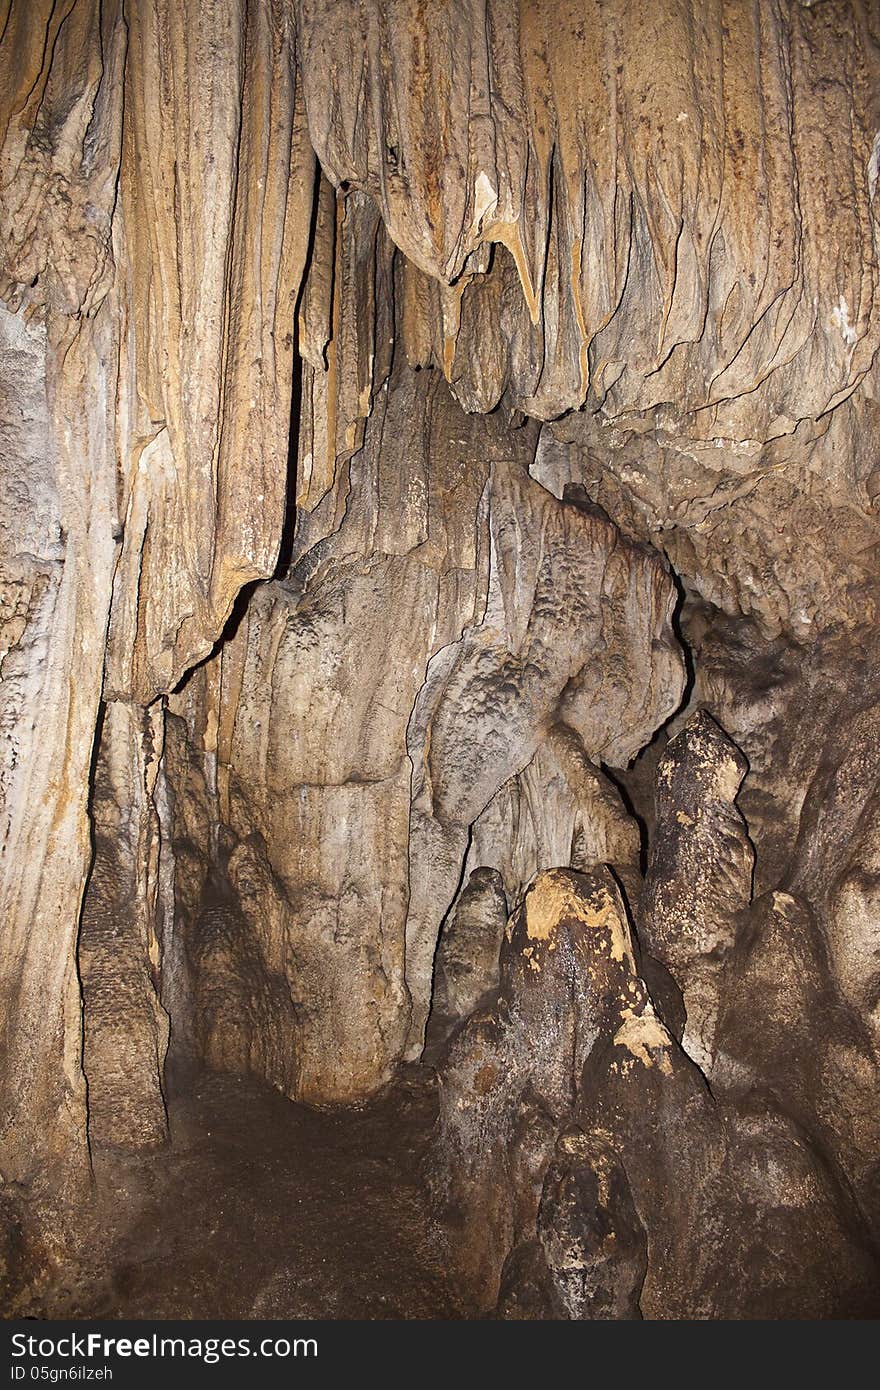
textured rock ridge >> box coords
[643,711,754,1073]
[163,368,683,1102]
[0,0,314,1205]
[298,0,880,433]
[433,863,879,1317]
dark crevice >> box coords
[422,822,474,1064]
[74,697,109,1178]
[610,558,697,873]
[273,164,326,581]
[600,760,649,876]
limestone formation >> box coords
[298,0,879,434]
[428,867,508,1048]
[430,867,656,1306]
[1,0,314,1211]
[2,0,880,1321]
[643,711,755,1073]
[79,700,169,1149]
[501,1128,648,1321]
[404,461,684,1051]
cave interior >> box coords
[2,0,880,1320]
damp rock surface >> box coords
[25,1068,464,1321]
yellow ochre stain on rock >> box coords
[524,870,635,969]
[613,1005,673,1074]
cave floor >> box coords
[40,1066,467,1320]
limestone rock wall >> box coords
[298,0,879,433]
[2,0,880,1318]
[0,0,312,1206]
[79,700,169,1149]
[434,864,878,1317]
[0,1,128,1209]
[164,361,683,1102]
